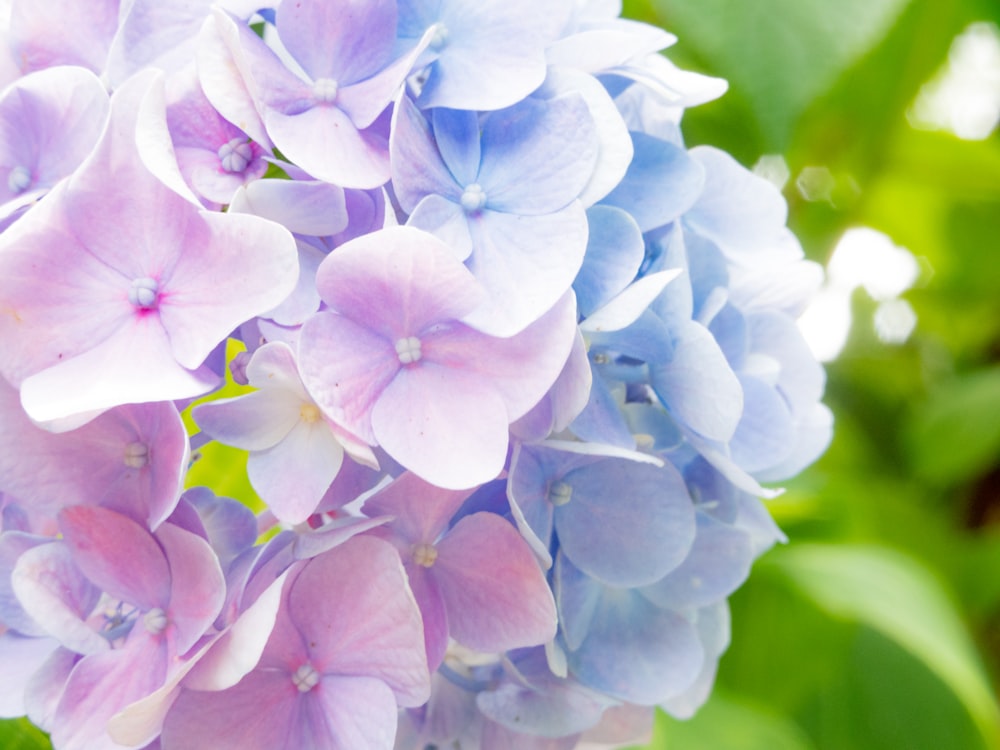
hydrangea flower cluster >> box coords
[0,1,833,749]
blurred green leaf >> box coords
[767,544,1000,748]
[639,692,815,750]
[905,367,1000,485]
[798,627,991,750]
[652,0,913,147]
[0,718,50,750]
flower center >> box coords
[412,543,438,568]
[300,403,322,424]
[292,663,321,693]
[7,165,31,194]
[548,481,573,506]
[128,277,159,309]
[429,23,450,51]
[460,183,487,214]
[312,78,339,104]
[143,607,168,635]
[217,138,254,173]
[395,336,422,365]
[123,441,149,469]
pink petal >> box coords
[51,634,167,750]
[0,182,133,388]
[58,507,170,612]
[362,471,473,545]
[11,544,106,656]
[430,292,579,420]
[303,675,398,749]
[314,225,486,339]
[161,669,297,750]
[288,536,430,707]
[247,420,345,525]
[297,310,400,443]
[196,10,271,149]
[434,513,557,652]
[19,313,220,425]
[157,210,298,370]
[263,104,391,189]
[372,363,509,490]
[156,523,225,655]
[194,390,303,451]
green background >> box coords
[3,1,999,748]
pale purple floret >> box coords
[103,0,271,87]
[397,0,572,111]
[165,65,268,208]
[0,379,189,529]
[363,472,558,670]
[297,225,578,489]
[0,65,109,225]
[391,92,598,336]
[194,341,376,525]
[160,535,430,750]
[0,70,298,425]
[12,506,225,750]
[6,0,120,76]
[199,0,428,189]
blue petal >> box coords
[573,206,644,317]
[601,132,704,232]
[640,513,754,610]
[568,586,703,704]
[554,457,696,587]
[649,321,743,442]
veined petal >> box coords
[314,225,486,337]
[390,95,463,212]
[157,523,225,655]
[288,536,429,707]
[362,471,473,545]
[461,207,587,337]
[161,669,298,750]
[555,458,696,587]
[372,363,509,490]
[20,313,221,425]
[478,94,598,215]
[276,0,397,84]
[194,390,303,452]
[158,210,298,371]
[300,675,398,749]
[434,513,557,652]
[11,543,106,655]
[58,506,171,612]
[247,420,346,525]
[298,310,400,443]
[264,105,391,189]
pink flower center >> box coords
[292,663,321,693]
[123,441,149,469]
[412,543,438,568]
[128,277,159,309]
[395,336,422,365]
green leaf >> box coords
[631,693,815,750]
[905,367,1000,484]
[652,0,913,146]
[0,718,51,750]
[766,544,1000,749]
